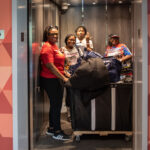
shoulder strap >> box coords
[75,45,82,57]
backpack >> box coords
[83,48,103,59]
[69,47,103,75]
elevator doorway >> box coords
[28,0,147,150]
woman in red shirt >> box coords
[40,26,70,141]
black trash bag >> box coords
[65,57,110,91]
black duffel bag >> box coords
[102,57,122,83]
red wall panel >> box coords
[148,0,150,149]
[0,0,12,150]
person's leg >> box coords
[40,78,57,133]
[42,78,63,131]
[40,77,70,140]
[50,80,70,141]
[52,79,64,131]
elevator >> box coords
[12,0,148,150]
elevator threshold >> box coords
[34,112,132,150]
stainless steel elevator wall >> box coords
[60,4,132,55]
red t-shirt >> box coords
[40,42,65,78]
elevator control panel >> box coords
[21,32,24,42]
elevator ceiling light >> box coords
[118,1,123,4]
[92,0,98,5]
[62,2,69,10]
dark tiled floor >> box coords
[34,113,132,150]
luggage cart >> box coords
[73,131,132,142]
[70,83,133,142]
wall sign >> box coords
[0,30,4,39]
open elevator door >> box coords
[28,0,148,150]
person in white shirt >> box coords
[75,26,93,52]
[61,34,83,71]
[61,34,83,121]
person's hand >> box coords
[117,58,123,62]
[86,47,92,51]
[65,71,71,78]
[63,77,69,82]
[60,48,64,53]
[85,32,90,42]
[115,55,123,62]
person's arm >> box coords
[86,42,93,51]
[118,44,132,62]
[104,46,109,57]
[85,32,93,51]
[45,63,68,82]
[118,55,132,62]
[64,70,71,78]
[64,58,71,78]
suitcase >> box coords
[69,83,132,131]
[114,83,132,131]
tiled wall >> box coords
[0,0,12,150]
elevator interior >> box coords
[29,0,144,149]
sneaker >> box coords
[52,131,70,141]
[46,128,54,136]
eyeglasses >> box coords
[48,33,58,36]
[68,39,76,42]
